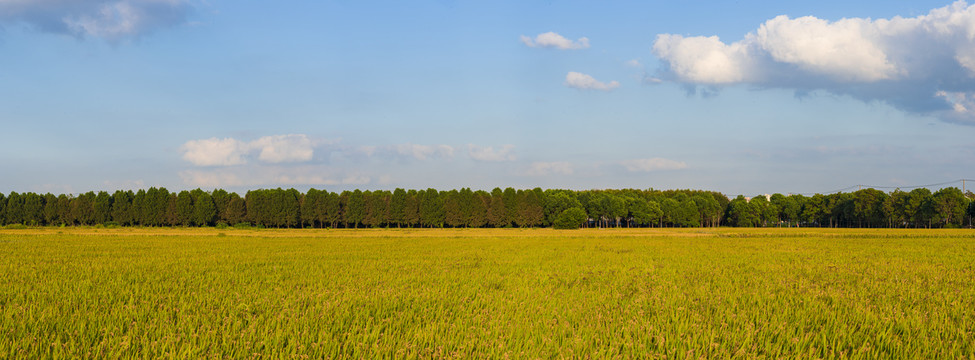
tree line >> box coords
[0,186,972,229]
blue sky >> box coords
[1,0,973,196]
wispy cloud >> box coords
[619,158,687,172]
[651,1,975,124]
[520,31,589,50]
[0,0,194,42]
[468,144,516,162]
[526,161,574,176]
[565,71,619,91]
[179,167,372,188]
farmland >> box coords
[1,228,974,358]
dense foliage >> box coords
[0,186,973,228]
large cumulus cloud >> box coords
[652,1,975,124]
[0,0,193,42]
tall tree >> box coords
[193,191,217,226]
[43,193,58,226]
[71,192,96,226]
[93,191,112,225]
[932,187,967,228]
[4,192,24,225]
[403,190,420,228]
[211,189,232,225]
[22,192,45,226]
[502,187,518,227]
[389,188,408,228]
[322,191,342,228]
[419,189,444,228]
[468,190,489,228]
[443,190,464,228]
[226,193,247,225]
[301,188,322,228]
[175,190,194,226]
[344,190,366,228]
[517,189,545,228]
[111,190,134,226]
[487,188,506,228]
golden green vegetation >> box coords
[1,228,974,358]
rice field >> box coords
[1,227,974,358]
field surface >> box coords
[1,228,974,358]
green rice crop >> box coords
[1,228,973,358]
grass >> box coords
[1,228,973,358]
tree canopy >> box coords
[0,187,971,229]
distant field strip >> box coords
[1,228,973,358]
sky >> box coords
[2,0,974,197]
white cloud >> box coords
[181,134,314,166]
[468,144,516,162]
[0,0,193,42]
[565,71,620,91]
[620,158,687,172]
[526,161,574,176]
[521,31,590,50]
[650,1,975,123]
[181,137,250,166]
[391,144,455,160]
[652,34,751,84]
[754,15,898,82]
[251,134,314,164]
[626,59,642,67]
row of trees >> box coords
[0,187,972,229]
[725,187,974,228]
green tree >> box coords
[321,191,341,228]
[502,187,518,227]
[659,198,680,227]
[211,189,232,225]
[468,190,489,228]
[93,191,112,225]
[692,194,722,227]
[55,194,72,226]
[111,190,134,226]
[43,193,58,226]
[226,194,247,225]
[544,191,583,226]
[344,190,366,228]
[71,192,96,226]
[443,190,464,228]
[22,192,45,226]
[487,188,506,228]
[883,189,906,228]
[904,188,934,228]
[390,188,408,228]
[4,192,24,225]
[517,189,545,228]
[419,189,444,228]
[175,191,194,226]
[553,208,587,229]
[932,187,967,228]
[301,188,321,228]
[193,191,217,226]
[852,188,886,228]
[726,195,758,227]
[403,190,421,228]
[364,190,390,228]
